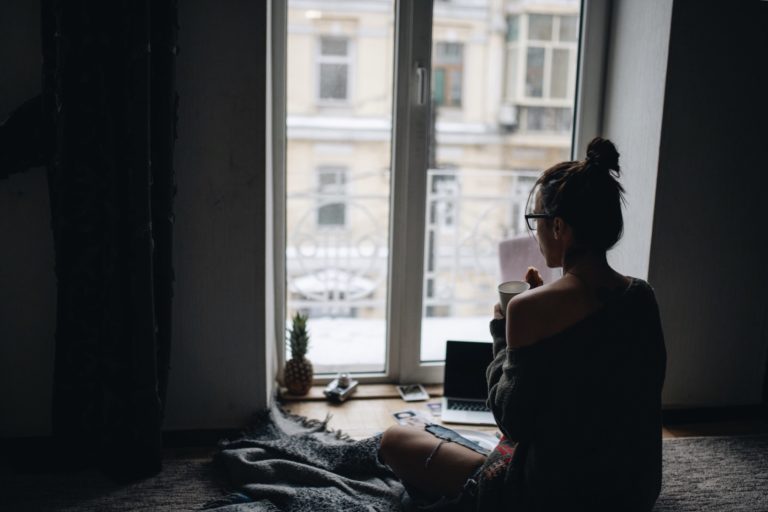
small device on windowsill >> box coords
[324,373,359,403]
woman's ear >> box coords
[552,216,564,240]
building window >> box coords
[318,36,351,102]
[525,47,545,97]
[433,42,463,107]
[316,166,347,227]
[505,13,579,120]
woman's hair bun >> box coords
[585,137,620,175]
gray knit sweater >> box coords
[481,277,666,512]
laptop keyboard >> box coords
[447,399,491,412]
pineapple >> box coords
[284,312,313,395]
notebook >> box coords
[440,340,497,426]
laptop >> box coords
[441,340,497,426]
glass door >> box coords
[280,0,582,384]
[285,1,396,375]
[415,1,581,373]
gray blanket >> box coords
[203,404,768,512]
[203,404,404,511]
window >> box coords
[504,12,579,133]
[318,36,351,102]
[433,42,463,107]
[525,46,545,97]
[316,166,347,227]
[523,14,578,101]
[281,0,583,383]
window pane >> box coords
[559,15,578,42]
[287,2,394,374]
[556,108,573,132]
[525,106,545,130]
[321,37,348,56]
[434,43,463,107]
[436,42,463,64]
[433,68,446,105]
[528,14,553,41]
[551,48,569,99]
[318,202,345,226]
[506,15,519,42]
[449,69,463,106]
[319,63,348,100]
[422,1,579,364]
[505,46,519,101]
[525,47,545,97]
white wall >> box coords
[648,0,768,408]
[0,0,273,437]
[601,0,673,280]
[597,0,768,408]
[600,0,768,408]
[162,0,271,430]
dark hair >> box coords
[527,137,626,251]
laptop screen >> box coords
[443,340,494,399]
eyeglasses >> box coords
[524,213,553,231]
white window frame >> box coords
[271,0,608,385]
[316,35,355,106]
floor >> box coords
[280,385,768,440]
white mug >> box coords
[498,280,531,312]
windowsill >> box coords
[279,383,444,402]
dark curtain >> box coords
[31,0,177,480]
[0,0,176,480]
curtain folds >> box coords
[39,0,178,480]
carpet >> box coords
[0,455,224,511]
[653,434,768,511]
[1,416,767,511]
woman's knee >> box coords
[379,425,419,465]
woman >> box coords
[378,137,667,511]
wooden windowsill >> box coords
[279,383,444,402]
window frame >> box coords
[271,0,608,385]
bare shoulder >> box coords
[505,280,574,349]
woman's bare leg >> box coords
[379,425,486,498]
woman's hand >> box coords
[493,303,504,320]
[524,266,544,289]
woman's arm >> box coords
[486,266,548,440]
[486,314,545,442]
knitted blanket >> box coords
[203,404,404,511]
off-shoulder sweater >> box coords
[481,277,666,512]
